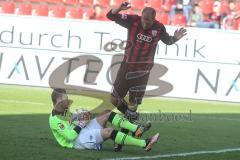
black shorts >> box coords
[112,61,151,105]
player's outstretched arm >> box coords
[160,25,187,45]
[173,27,187,41]
[111,2,131,14]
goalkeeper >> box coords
[49,88,159,151]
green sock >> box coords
[109,112,138,132]
[113,130,146,147]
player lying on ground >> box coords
[49,88,159,151]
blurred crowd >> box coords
[85,0,240,30]
[167,0,240,30]
[0,0,240,30]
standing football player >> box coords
[107,2,187,151]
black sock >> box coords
[116,98,128,114]
[110,129,118,140]
[108,112,117,123]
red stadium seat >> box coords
[237,19,240,30]
[130,0,145,10]
[220,0,230,14]
[95,9,108,20]
[94,0,110,7]
[146,0,162,11]
[162,0,172,12]
[67,7,83,19]
[16,3,32,15]
[0,1,15,14]
[232,19,239,30]
[235,2,240,11]
[156,12,169,25]
[83,9,94,19]
[29,0,45,3]
[33,5,49,16]
[63,0,79,5]
[199,0,214,14]
[50,6,66,18]
[110,0,124,7]
[80,0,94,6]
[171,14,187,26]
[46,0,62,4]
[227,18,240,30]
[171,0,177,5]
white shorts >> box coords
[74,118,104,150]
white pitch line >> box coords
[0,99,46,106]
[103,148,240,160]
[1,99,240,122]
[1,99,239,122]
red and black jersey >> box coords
[107,10,176,69]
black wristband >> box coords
[73,125,82,134]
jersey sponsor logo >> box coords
[152,30,158,37]
[137,33,153,42]
[58,123,65,130]
[121,14,127,20]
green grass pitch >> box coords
[0,84,240,160]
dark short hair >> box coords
[142,7,156,19]
[51,88,66,105]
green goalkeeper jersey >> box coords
[49,111,80,148]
